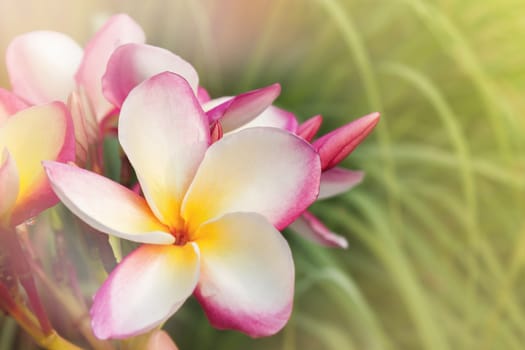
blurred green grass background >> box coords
[1,1,525,349]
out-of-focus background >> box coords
[1,1,525,349]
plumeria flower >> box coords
[5,14,145,164]
[0,99,74,227]
[6,13,144,120]
[44,72,321,339]
[99,32,378,249]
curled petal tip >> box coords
[289,211,349,249]
[318,167,364,199]
[206,83,282,131]
[297,114,323,141]
[197,86,211,104]
[313,112,380,170]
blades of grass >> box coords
[400,0,516,163]
[481,222,525,348]
[312,0,400,221]
[294,256,390,350]
[379,60,483,347]
[332,191,449,350]
[294,313,356,350]
[236,0,290,90]
[185,1,223,91]
[355,165,525,340]
[355,145,525,189]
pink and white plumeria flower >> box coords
[0,100,74,227]
[44,72,321,339]
[6,13,144,121]
[6,14,145,164]
[102,37,378,248]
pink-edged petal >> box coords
[44,161,173,244]
[91,243,199,339]
[197,86,211,104]
[146,330,179,350]
[0,102,75,225]
[235,105,298,133]
[6,31,83,104]
[319,167,364,200]
[182,128,321,231]
[119,72,209,228]
[313,112,380,170]
[289,211,348,248]
[103,43,199,109]
[0,88,29,123]
[297,115,323,142]
[0,150,19,222]
[194,212,294,337]
[76,14,145,121]
[205,84,281,132]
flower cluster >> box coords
[0,14,378,349]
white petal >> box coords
[6,31,82,104]
[103,43,199,108]
[75,14,146,121]
[118,72,209,228]
[44,161,173,244]
[182,128,320,231]
[318,167,364,199]
[194,212,293,337]
[91,243,200,339]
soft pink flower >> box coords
[6,14,144,121]
[5,14,145,165]
[36,21,378,249]
[44,72,321,339]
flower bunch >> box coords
[0,14,378,349]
